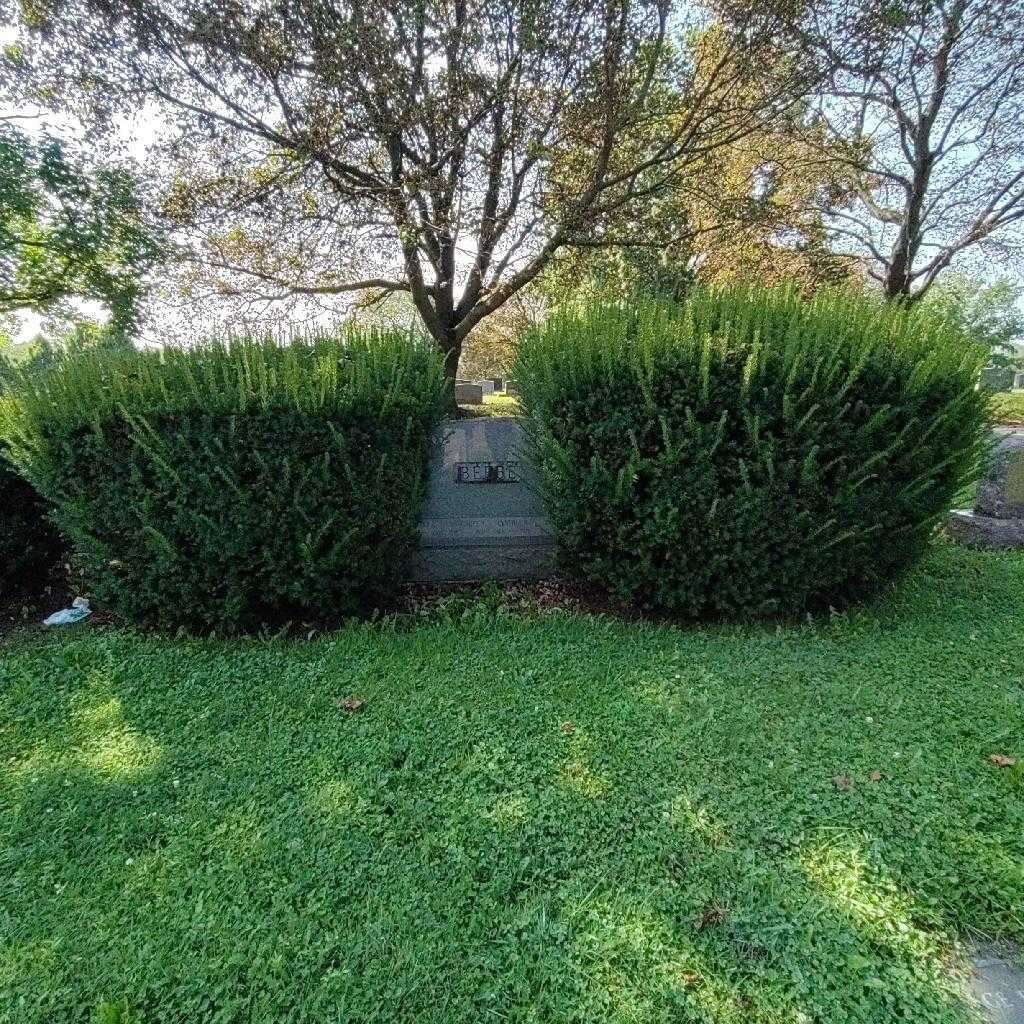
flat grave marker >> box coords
[411,416,556,582]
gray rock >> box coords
[411,417,556,582]
[976,436,1024,519]
[947,510,1024,549]
[969,944,1024,1024]
[454,382,484,405]
[948,435,1024,549]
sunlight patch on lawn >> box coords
[79,724,163,780]
[8,695,163,785]
[485,791,530,828]
[559,730,610,799]
[572,898,757,1023]
[800,837,957,974]
[666,793,732,849]
[74,697,163,780]
[310,778,359,819]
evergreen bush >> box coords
[0,360,64,596]
[0,452,63,596]
[515,287,990,616]
[0,329,445,632]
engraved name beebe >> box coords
[454,460,522,484]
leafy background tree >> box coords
[809,0,1024,300]
[919,274,1024,368]
[538,25,856,306]
[0,118,162,336]
[1,0,821,379]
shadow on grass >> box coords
[2,542,1021,1022]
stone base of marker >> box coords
[414,516,556,582]
[411,416,557,582]
[947,511,1024,549]
[948,436,1024,549]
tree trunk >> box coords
[442,337,462,382]
[440,331,463,415]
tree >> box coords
[543,109,856,301]
[919,273,1024,366]
[3,0,818,379]
[810,0,1024,301]
[539,26,857,303]
[0,119,162,333]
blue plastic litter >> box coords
[43,597,91,627]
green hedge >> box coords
[0,453,64,595]
[0,329,445,632]
[515,288,990,617]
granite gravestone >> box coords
[948,435,1024,548]
[476,379,496,395]
[454,382,484,405]
[411,417,556,581]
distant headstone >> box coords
[1014,370,1024,390]
[455,382,484,405]
[411,417,556,582]
[490,377,504,391]
[948,436,1024,548]
[981,366,1015,392]
[475,379,495,395]
[505,379,518,396]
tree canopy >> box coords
[0,119,162,333]
[2,0,822,376]
[810,0,1024,300]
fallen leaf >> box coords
[678,970,701,989]
[832,775,853,790]
[868,771,883,782]
[989,754,1017,768]
[337,696,364,713]
[697,903,728,930]
[560,722,576,734]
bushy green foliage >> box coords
[0,354,64,595]
[515,287,990,616]
[0,328,445,631]
[0,452,63,594]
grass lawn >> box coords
[990,392,1024,424]
[460,392,522,417]
[2,543,1023,1024]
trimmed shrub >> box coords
[515,287,991,617]
[0,329,445,632]
[0,453,64,596]
[1,358,65,596]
